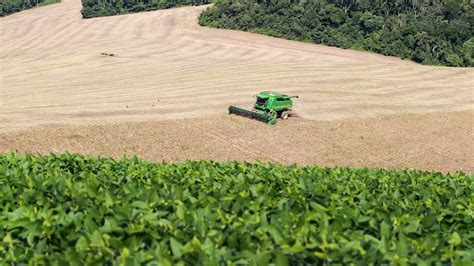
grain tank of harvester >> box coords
[228,91,299,125]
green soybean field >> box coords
[0,153,472,265]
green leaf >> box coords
[262,225,285,245]
[27,232,36,246]
[176,205,185,220]
[90,231,103,248]
[404,220,420,234]
[84,215,98,233]
[275,252,289,266]
[380,221,390,239]
[449,232,461,246]
[75,236,88,252]
[397,233,408,257]
[422,213,437,228]
[3,233,13,244]
[99,218,122,234]
[131,201,148,209]
[170,237,183,258]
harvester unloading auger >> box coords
[228,91,299,125]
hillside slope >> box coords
[0,0,473,131]
[0,0,473,172]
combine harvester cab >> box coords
[228,91,298,125]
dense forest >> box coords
[81,0,210,18]
[200,0,474,67]
[0,0,59,16]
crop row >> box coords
[0,153,472,265]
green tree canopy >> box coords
[199,0,474,67]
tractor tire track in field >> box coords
[0,111,472,173]
[176,120,277,162]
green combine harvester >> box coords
[228,91,299,125]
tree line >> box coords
[81,0,210,18]
[0,0,59,16]
[199,0,474,67]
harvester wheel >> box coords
[280,111,289,120]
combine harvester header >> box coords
[228,91,298,125]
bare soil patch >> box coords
[1,111,472,172]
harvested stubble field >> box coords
[0,0,473,172]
